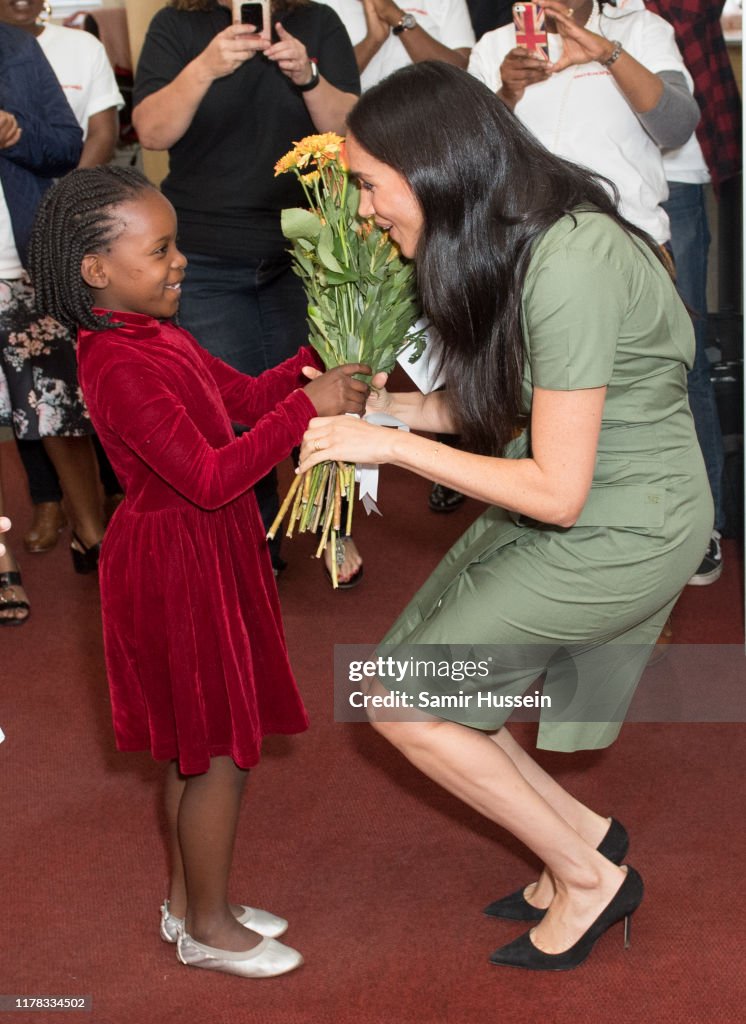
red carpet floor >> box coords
[1,439,744,1024]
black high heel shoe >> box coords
[489,866,644,972]
[70,532,101,574]
[483,817,629,921]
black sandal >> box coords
[429,483,466,513]
[70,532,101,575]
[0,570,30,627]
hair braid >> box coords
[28,166,155,333]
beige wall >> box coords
[124,0,169,184]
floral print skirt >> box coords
[0,275,91,439]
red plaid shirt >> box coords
[644,1,741,188]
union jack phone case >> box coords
[513,3,550,61]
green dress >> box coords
[380,212,712,751]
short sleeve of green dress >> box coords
[378,212,713,752]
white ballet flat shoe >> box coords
[160,900,288,943]
[176,932,303,978]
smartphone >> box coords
[232,0,271,41]
[512,3,549,61]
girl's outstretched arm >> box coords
[98,360,316,510]
[193,342,323,426]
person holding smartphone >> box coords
[469,1,699,245]
[468,1,707,634]
[133,0,360,582]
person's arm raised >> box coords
[133,24,267,150]
[264,24,358,134]
[354,0,390,73]
[541,1,663,112]
[368,0,471,69]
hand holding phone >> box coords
[512,3,550,62]
[232,0,271,41]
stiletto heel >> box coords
[489,866,644,972]
[484,817,629,921]
[623,913,632,949]
[70,532,101,574]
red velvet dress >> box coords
[77,310,316,775]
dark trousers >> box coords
[19,436,121,505]
[177,251,308,566]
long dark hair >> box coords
[28,166,156,333]
[347,62,665,456]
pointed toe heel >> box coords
[489,866,644,972]
[483,886,546,922]
[484,817,629,922]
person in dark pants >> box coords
[133,0,360,580]
[645,0,742,584]
[0,21,83,620]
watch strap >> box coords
[393,13,417,35]
[297,58,320,92]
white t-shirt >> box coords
[0,188,23,279]
[663,134,710,186]
[37,23,123,139]
[319,0,475,90]
[468,0,693,242]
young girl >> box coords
[29,165,370,979]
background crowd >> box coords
[0,2,742,618]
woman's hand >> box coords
[0,111,21,150]
[298,415,395,473]
[364,371,392,416]
[539,1,616,73]
[302,363,372,416]
[196,23,268,81]
[498,47,552,106]
[362,0,390,47]
[265,24,317,86]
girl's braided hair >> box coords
[28,165,155,333]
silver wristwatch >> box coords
[393,12,417,34]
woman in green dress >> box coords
[299,63,712,971]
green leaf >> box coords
[314,224,344,274]
[324,269,359,285]
[281,208,322,241]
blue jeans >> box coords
[178,251,308,564]
[662,182,724,532]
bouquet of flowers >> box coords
[267,132,423,586]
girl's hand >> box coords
[197,24,268,80]
[302,363,372,416]
[299,415,395,473]
[265,24,317,87]
[499,47,552,106]
[539,1,616,72]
